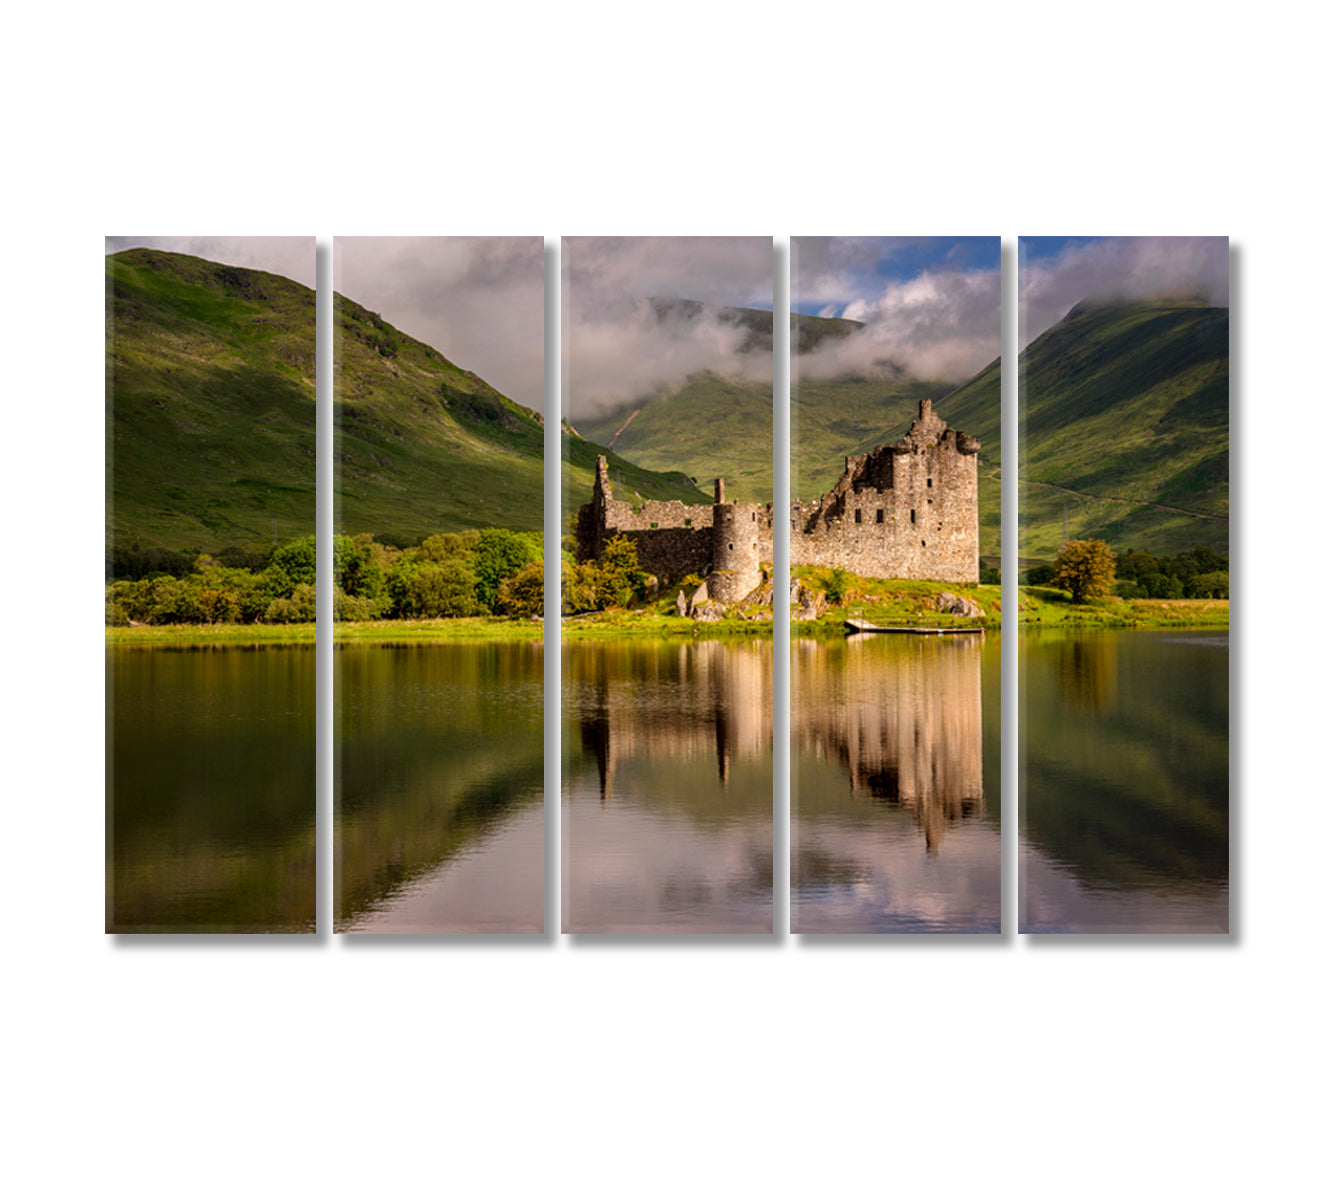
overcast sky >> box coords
[563,236,773,419]
[333,237,544,411]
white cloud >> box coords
[563,236,773,418]
[1020,236,1229,344]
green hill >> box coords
[1019,298,1228,560]
[106,249,706,557]
[107,249,318,553]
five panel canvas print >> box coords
[106,235,1230,937]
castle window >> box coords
[791,520,796,530]
[876,509,884,524]
[921,540,926,547]
[684,519,691,528]
[928,478,933,488]
[910,509,916,525]
[751,512,756,522]
[729,543,734,550]
[854,510,862,524]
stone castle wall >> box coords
[791,399,979,584]
[575,399,979,596]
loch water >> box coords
[106,645,317,933]
[336,642,545,934]
[792,633,1002,934]
[562,640,774,934]
[1020,630,1229,933]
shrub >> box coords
[498,561,544,617]
[265,583,317,623]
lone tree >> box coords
[1052,539,1117,604]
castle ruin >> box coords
[575,398,980,598]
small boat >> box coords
[844,618,983,636]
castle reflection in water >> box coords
[569,640,772,804]
[568,634,985,854]
[793,634,985,853]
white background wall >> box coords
[5,5,1327,1197]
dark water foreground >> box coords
[336,642,544,933]
[1021,630,1229,933]
[792,633,1002,933]
[106,645,316,933]
[562,640,774,934]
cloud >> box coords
[793,237,1002,383]
[563,236,773,418]
[105,236,316,289]
[1020,236,1229,344]
[333,236,545,412]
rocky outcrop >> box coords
[935,591,983,618]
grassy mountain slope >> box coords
[107,249,317,552]
[1019,299,1228,559]
[107,249,706,555]
[333,293,707,541]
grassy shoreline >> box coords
[106,584,1227,646]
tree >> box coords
[473,528,540,612]
[1051,539,1117,604]
[596,535,646,609]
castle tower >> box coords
[708,478,763,603]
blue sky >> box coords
[792,236,1000,317]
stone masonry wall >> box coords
[791,399,979,583]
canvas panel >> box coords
[332,236,546,934]
[789,236,1003,934]
[105,237,317,933]
[1017,236,1230,933]
[560,236,775,934]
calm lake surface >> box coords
[336,642,544,933]
[1021,630,1229,933]
[792,633,1002,933]
[562,640,773,934]
[106,645,316,933]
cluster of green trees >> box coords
[1025,541,1229,602]
[105,529,545,625]
[560,534,651,613]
